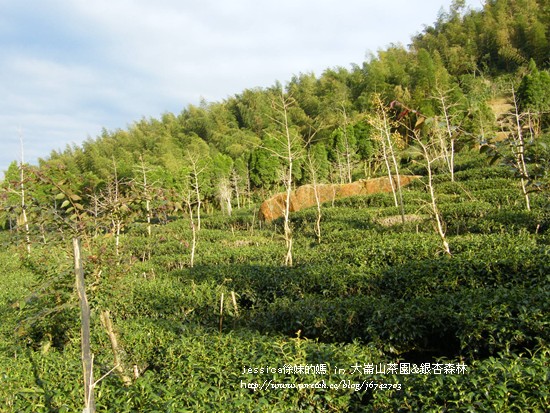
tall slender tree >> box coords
[262,87,305,266]
[184,138,210,231]
[368,95,406,225]
[18,130,31,254]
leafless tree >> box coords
[230,168,242,210]
[218,177,233,216]
[306,150,322,243]
[368,95,406,225]
[262,87,305,266]
[183,189,197,267]
[95,158,131,256]
[185,150,207,232]
[432,87,463,182]
[18,130,31,254]
[412,130,452,256]
[510,88,531,211]
[136,154,153,237]
[73,238,95,413]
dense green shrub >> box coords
[1,153,548,411]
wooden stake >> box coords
[231,291,239,317]
[73,238,95,413]
[219,293,224,333]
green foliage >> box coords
[249,145,281,189]
[2,1,550,411]
[15,245,78,351]
[517,60,550,131]
[414,0,550,74]
[1,156,549,411]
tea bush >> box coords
[0,153,548,411]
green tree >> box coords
[354,121,379,178]
[0,162,22,232]
[231,88,274,135]
[517,59,550,133]
[329,121,357,184]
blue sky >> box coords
[0,0,480,178]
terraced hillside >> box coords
[0,150,548,412]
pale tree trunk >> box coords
[189,203,197,268]
[139,155,152,238]
[379,131,398,207]
[511,89,531,211]
[264,87,302,266]
[246,167,252,208]
[339,104,354,184]
[230,169,241,209]
[226,196,232,216]
[218,178,232,216]
[307,152,322,244]
[193,172,201,231]
[100,310,132,386]
[435,92,456,182]
[112,158,121,256]
[186,153,204,232]
[90,195,100,238]
[114,219,121,257]
[281,92,295,267]
[283,166,293,267]
[97,180,124,258]
[19,131,31,255]
[184,191,197,268]
[386,132,406,225]
[73,238,96,413]
[334,154,345,184]
[415,137,451,256]
[370,96,405,224]
[138,155,152,260]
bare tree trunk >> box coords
[73,238,96,413]
[386,136,406,225]
[139,155,152,238]
[307,151,322,243]
[246,166,252,208]
[334,154,345,184]
[339,104,354,184]
[283,167,293,267]
[380,135,398,207]
[185,154,204,232]
[263,87,304,266]
[90,195,100,238]
[112,158,121,256]
[100,310,132,386]
[370,96,405,224]
[511,89,531,211]
[115,219,121,257]
[281,93,295,267]
[436,92,456,182]
[19,131,31,255]
[185,194,197,268]
[416,139,451,256]
[231,169,241,209]
[218,178,232,216]
[193,172,202,231]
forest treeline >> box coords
[2,0,550,229]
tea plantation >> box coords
[1,151,548,412]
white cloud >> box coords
[0,0,481,178]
